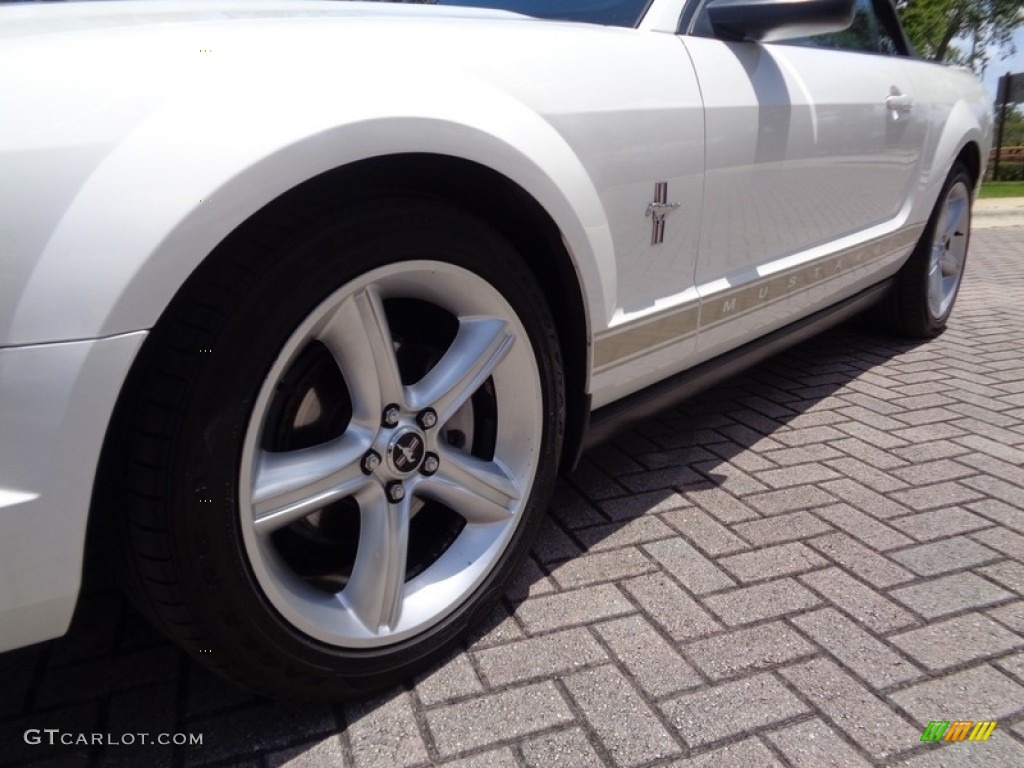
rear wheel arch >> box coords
[955,141,982,189]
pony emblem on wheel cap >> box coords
[390,431,425,473]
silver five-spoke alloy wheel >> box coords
[239,261,543,648]
[927,178,970,321]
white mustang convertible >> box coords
[0,0,991,697]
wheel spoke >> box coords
[344,484,410,632]
[319,286,405,424]
[406,317,515,422]
[252,431,371,534]
[418,447,520,525]
[927,249,944,315]
[944,197,966,242]
[943,198,968,277]
[941,249,961,277]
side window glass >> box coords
[874,1,904,55]
[783,0,898,55]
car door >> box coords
[683,0,926,359]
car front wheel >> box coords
[116,200,564,698]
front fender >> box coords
[4,33,613,350]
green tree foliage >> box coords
[896,0,1024,73]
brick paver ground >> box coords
[2,226,1023,768]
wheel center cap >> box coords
[388,429,426,475]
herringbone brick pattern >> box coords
[2,228,1023,767]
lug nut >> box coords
[361,450,381,475]
[382,404,401,427]
[417,408,438,430]
[385,481,406,503]
[421,453,439,476]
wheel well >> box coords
[190,154,589,469]
[957,141,982,188]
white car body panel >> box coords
[2,3,618,347]
[689,36,927,362]
[901,58,994,215]
[690,38,926,281]
[0,332,146,650]
[0,0,991,652]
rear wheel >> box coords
[882,162,972,338]
[117,200,563,698]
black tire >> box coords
[878,162,973,338]
[111,199,564,699]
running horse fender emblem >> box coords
[646,181,681,245]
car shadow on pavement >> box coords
[0,322,926,768]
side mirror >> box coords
[705,0,857,43]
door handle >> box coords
[886,93,914,114]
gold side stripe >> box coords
[699,225,922,330]
[593,225,923,373]
[592,305,699,369]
